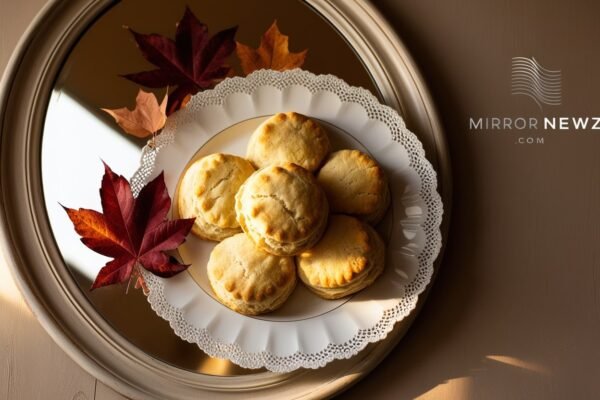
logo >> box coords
[468,56,600,145]
[511,57,561,109]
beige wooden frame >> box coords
[0,0,451,398]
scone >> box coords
[316,149,390,224]
[207,233,296,315]
[296,215,385,299]
[235,163,329,256]
[246,112,330,172]
[177,153,255,241]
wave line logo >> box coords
[511,57,561,109]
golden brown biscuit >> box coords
[177,153,255,241]
[296,215,385,299]
[207,233,296,315]
[246,112,330,172]
[235,163,329,256]
[316,149,390,224]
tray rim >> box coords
[0,0,452,399]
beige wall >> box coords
[346,1,600,398]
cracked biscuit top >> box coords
[299,215,371,287]
[235,163,328,255]
[177,153,255,241]
[207,233,296,315]
[296,215,385,299]
[316,149,390,224]
[246,112,331,172]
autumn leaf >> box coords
[63,162,195,290]
[122,7,237,115]
[102,89,167,138]
[236,21,307,76]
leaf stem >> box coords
[149,131,157,149]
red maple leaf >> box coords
[122,7,237,115]
[63,162,195,290]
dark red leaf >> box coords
[176,7,209,72]
[63,207,129,258]
[132,171,171,248]
[100,162,135,252]
[165,84,197,115]
[121,69,178,88]
[92,256,136,290]
[64,163,194,290]
[123,7,237,114]
[139,252,189,278]
[139,219,195,255]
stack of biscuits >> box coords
[177,112,390,315]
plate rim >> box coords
[0,0,451,398]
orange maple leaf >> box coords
[102,89,168,138]
[236,21,307,76]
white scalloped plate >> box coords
[135,69,443,373]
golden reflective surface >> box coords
[44,0,378,375]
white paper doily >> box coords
[130,69,443,373]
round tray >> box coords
[0,0,451,398]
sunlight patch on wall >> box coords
[486,355,551,375]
